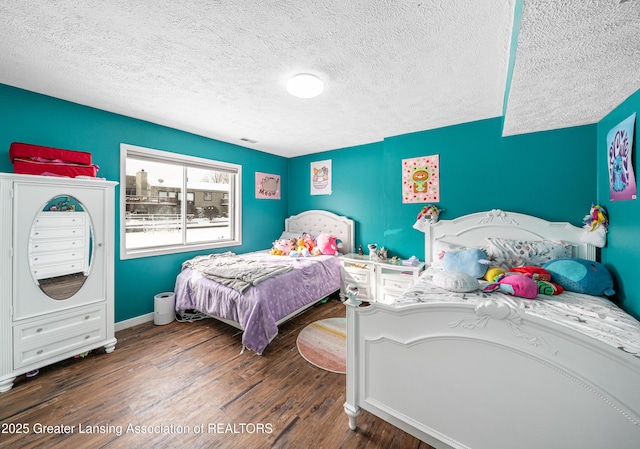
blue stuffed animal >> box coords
[441,248,490,278]
[542,258,615,296]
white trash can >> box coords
[154,292,176,325]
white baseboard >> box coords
[115,313,154,332]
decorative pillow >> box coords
[486,238,572,269]
[542,258,615,296]
[441,248,490,278]
[433,271,479,293]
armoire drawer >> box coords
[30,236,86,253]
[31,226,87,240]
[13,304,106,368]
[30,248,86,267]
[32,213,87,228]
[14,328,105,369]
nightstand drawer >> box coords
[342,267,371,285]
[379,274,413,292]
[347,284,373,301]
[340,253,424,304]
[378,289,402,305]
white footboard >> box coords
[344,298,640,449]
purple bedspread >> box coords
[173,251,341,354]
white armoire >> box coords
[0,173,117,392]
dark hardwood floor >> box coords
[0,298,435,449]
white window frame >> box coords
[119,143,242,260]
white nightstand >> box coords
[339,253,425,304]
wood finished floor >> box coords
[0,298,435,449]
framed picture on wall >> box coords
[402,154,440,203]
[608,113,637,201]
[311,159,332,195]
[255,172,281,199]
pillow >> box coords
[440,248,490,278]
[542,258,615,296]
[279,231,300,240]
[486,237,572,269]
[433,271,479,293]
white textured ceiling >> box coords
[504,0,640,136]
[0,1,638,157]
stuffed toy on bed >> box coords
[542,258,615,296]
[270,238,296,256]
[440,248,490,278]
[483,273,539,299]
[484,266,505,282]
[290,233,318,257]
[315,233,342,256]
[509,266,564,295]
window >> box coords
[120,143,242,259]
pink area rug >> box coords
[296,317,346,374]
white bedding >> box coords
[345,210,640,449]
[396,267,640,358]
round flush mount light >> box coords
[286,73,324,98]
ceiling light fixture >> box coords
[286,73,324,98]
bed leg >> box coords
[344,403,361,430]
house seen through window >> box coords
[120,144,241,259]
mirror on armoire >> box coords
[28,195,94,300]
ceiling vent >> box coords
[240,137,258,144]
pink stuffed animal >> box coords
[483,273,539,299]
[269,238,295,256]
[316,233,340,255]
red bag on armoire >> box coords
[9,142,98,178]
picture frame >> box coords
[255,172,281,199]
[402,154,440,203]
[311,159,332,195]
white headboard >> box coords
[285,210,355,254]
[424,209,596,265]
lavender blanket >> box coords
[174,251,341,354]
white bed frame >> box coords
[206,209,354,331]
[344,209,640,449]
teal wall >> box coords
[0,84,289,322]
[598,88,640,320]
[2,82,613,323]
[289,117,598,261]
